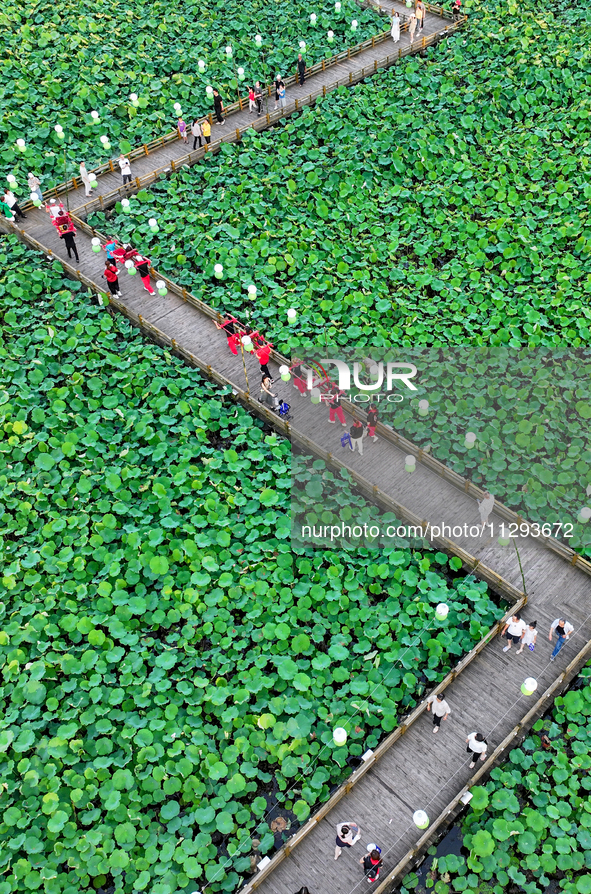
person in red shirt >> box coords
[328,384,346,426]
[102,260,121,297]
[366,402,379,441]
[133,254,155,294]
[256,344,271,379]
[214,318,241,355]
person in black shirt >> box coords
[360,849,382,883]
[366,403,378,442]
[328,384,346,425]
[274,75,284,110]
[296,54,306,86]
[350,419,364,455]
[213,89,225,125]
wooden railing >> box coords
[23,15,463,215]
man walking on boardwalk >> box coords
[426,692,451,733]
[297,53,306,86]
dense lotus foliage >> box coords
[0,235,505,894]
[402,671,591,894]
[1,0,382,187]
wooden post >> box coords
[208,113,213,126]
[295,98,299,110]
[349,71,352,84]
[323,85,326,96]
[182,288,188,302]
[144,145,149,156]
[372,35,375,46]
[374,59,377,71]
[135,177,140,188]
[322,59,326,71]
[109,160,114,173]
[171,160,176,171]
[236,127,241,140]
[422,34,426,47]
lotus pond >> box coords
[0,234,506,894]
[402,667,591,894]
[1,0,382,188]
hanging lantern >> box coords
[498,533,511,546]
[129,93,139,107]
[214,263,224,279]
[333,727,347,746]
[335,1,342,10]
[121,198,131,214]
[351,19,358,30]
[465,431,477,450]
[225,45,233,57]
[287,308,297,322]
[327,29,334,42]
[247,284,257,299]
[413,810,429,830]
[405,454,416,473]
[578,507,591,524]
[148,217,159,234]
[89,172,98,187]
[237,66,245,80]
[90,110,100,124]
[279,365,291,382]
[311,388,321,405]
[30,192,42,207]
[299,40,306,50]
[156,280,167,297]
[16,138,26,152]
[418,399,429,416]
[242,335,254,352]
[435,603,449,621]
[125,260,137,276]
[206,86,214,97]
[91,237,101,253]
[99,135,111,151]
[254,34,262,47]
[54,124,65,140]
[521,678,538,696]
[310,13,317,23]
[173,102,182,113]
[6,174,17,185]
[198,59,206,72]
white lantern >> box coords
[435,603,449,620]
[54,124,65,140]
[100,135,109,144]
[333,727,347,746]
[156,280,167,297]
[121,198,131,214]
[498,533,511,546]
[578,507,591,524]
[225,45,233,57]
[413,810,429,830]
[310,13,317,23]
[198,59,206,72]
[149,217,159,233]
[89,172,98,187]
[91,237,101,253]
[206,86,214,97]
[405,454,416,473]
[255,34,262,46]
[129,92,139,106]
[328,29,334,41]
[351,18,358,29]
[16,139,26,152]
[465,431,477,449]
[90,110,100,123]
[214,263,223,279]
[247,284,257,299]
[279,365,291,382]
[173,102,182,112]
[299,40,306,50]
[125,259,137,276]
[6,174,16,185]
[521,678,538,696]
[237,66,245,80]
[418,399,429,416]
[30,192,42,207]
[242,335,254,353]
[311,388,321,405]
[335,1,342,10]
[287,308,297,322]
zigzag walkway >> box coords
[4,203,591,894]
[24,1,458,219]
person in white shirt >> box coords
[466,732,487,769]
[549,618,574,661]
[516,620,537,655]
[3,189,26,220]
[119,154,132,184]
[191,119,202,150]
[335,821,361,860]
[477,492,495,534]
[79,162,94,197]
[426,692,451,734]
[500,613,526,653]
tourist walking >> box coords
[274,75,284,110]
[59,225,79,262]
[328,385,346,426]
[177,117,188,143]
[477,491,495,533]
[391,11,400,42]
[27,172,42,202]
[278,82,287,110]
[297,53,306,86]
[500,612,526,653]
[256,344,272,380]
[426,692,451,733]
[549,617,574,661]
[214,318,240,354]
[248,86,256,113]
[103,237,120,264]
[452,0,461,18]
[366,403,378,441]
[292,361,308,396]
[103,260,121,297]
[260,374,279,410]
[213,89,225,125]
[516,620,537,655]
[119,154,132,185]
[335,822,361,859]
[360,848,383,883]
[466,732,487,768]
[46,198,63,220]
[350,419,364,455]
[202,118,211,144]
[3,188,26,220]
[408,13,417,42]
[0,197,13,220]
[416,0,426,29]
[133,253,155,294]
[78,162,93,197]
[254,82,263,114]
[191,119,202,150]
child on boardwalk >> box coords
[178,117,188,143]
[516,620,537,655]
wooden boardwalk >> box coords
[25,2,457,218]
[5,205,591,894]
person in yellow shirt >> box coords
[201,118,211,145]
